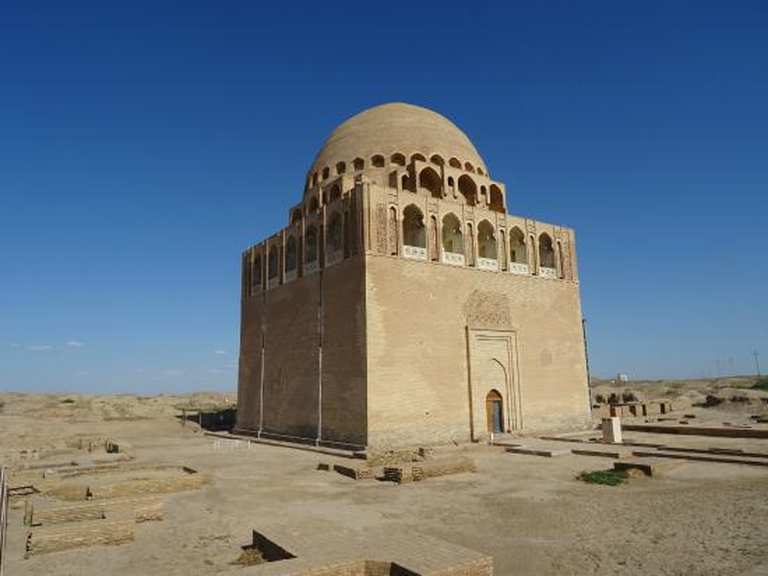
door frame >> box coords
[466,328,523,441]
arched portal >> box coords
[509,227,527,263]
[327,212,343,254]
[458,175,477,206]
[419,167,443,198]
[441,213,464,256]
[477,220,497,260]
[402,205,426,249]
[486,389,504,434]
[305,226,318,264]
[285,236,297,273]
[489,185,504,213]
[268,246,279,279]
[539,233,555,268]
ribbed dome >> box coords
[308,103,487,184]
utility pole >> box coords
[754,350,761,377]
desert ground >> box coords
[1,377,767,575]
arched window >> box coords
[353,157,365,171]
[449,157,462,169]
[447,176,454,188]
[252,253,262,289]
[309,196,319,213]
[336,161,346,175]
[509,227,527,263]
[477,167,485,176]
[430,154,444,166]
[285,237,297,272]
[327,212,343,254]
[458,175,477,206]
[371,154,385,167]
[465,162,475,173]
[321,167,329,180]
[441,213,464,255]
[418,167,442,198]
[391,152,406,166]
[401,174,412,192]
[330,184,341,202]
[478,220,497,260]
[268,245,279,279]
[291,209,302,225]
[312,172,318,186]
[402,205,426,248]
[429,215,438,261]
[539,233,555,268]
[489,184,504,213]
[305,226,318,263]
[388,206,399,256]
[411,153,426,163]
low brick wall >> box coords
[87,472,207,499]
[25,519,135,556]
[384,456,476,484]
[29,496,164,526]
[333,464,375,480]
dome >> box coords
[307,103,488,188]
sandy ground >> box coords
[1,381,768,576]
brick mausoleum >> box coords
[236,102,590,451]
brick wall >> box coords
[365,253,590,450]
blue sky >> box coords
[1,1,766,393]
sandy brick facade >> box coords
[236,103,591,451]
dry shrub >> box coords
[231,547,266,566]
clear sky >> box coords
[1,2,766,393]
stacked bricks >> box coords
[384,456,475,484]
[332,464,374,480]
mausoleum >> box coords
[236,102,590,451]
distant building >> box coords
[236,103,590,451]
[617,373,630,383]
